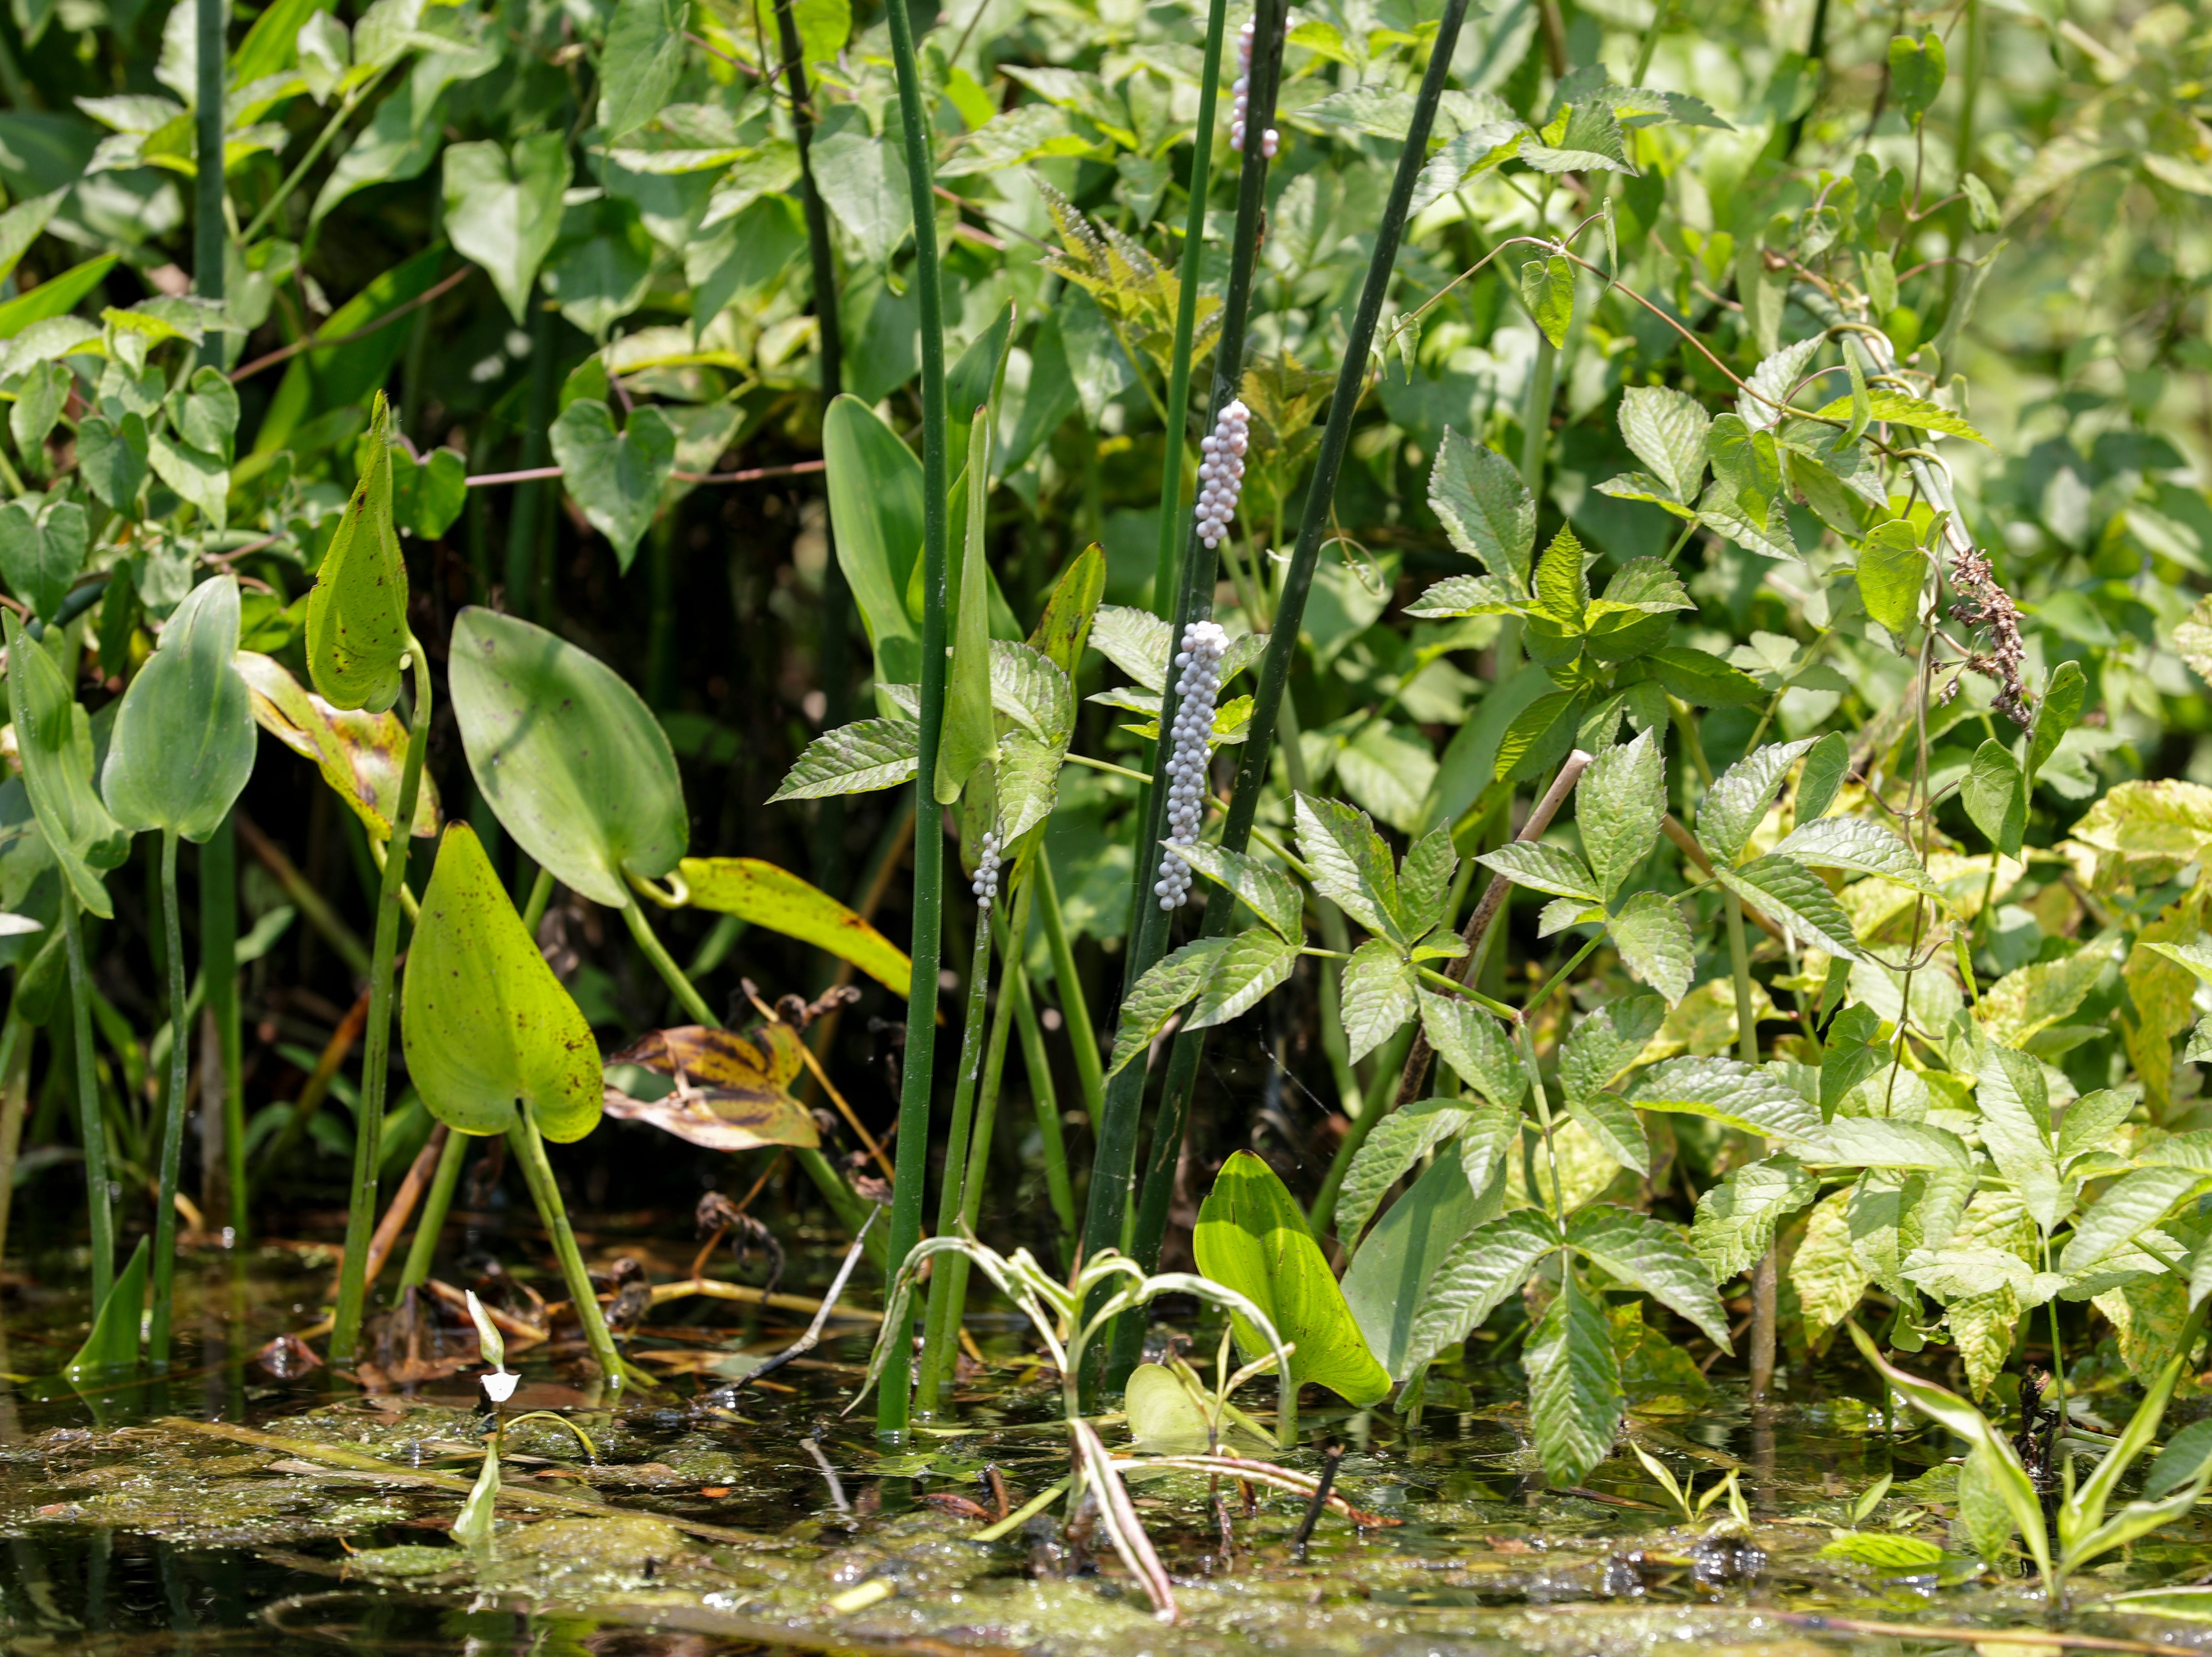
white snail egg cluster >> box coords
[1228,20,1280,156]
[1154,621,1230,911]
[971,830,1002,912]
[1193,399,1251,550]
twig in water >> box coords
[706,1206,879,1398]
[801,1433,852,1515]
[1289,1439,1343,1558]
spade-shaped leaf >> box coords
[4,610,126,917]
[549,398,675,571]
[1962,739,2026,856]
[600,1022,821,1151]
[100,576,255,843]
[66,1235,148,1378]
[235,652,442,842]
[447,607,686,908]
[304,393,410,714]
[402,823,602,1142]
[75,411,147,514]
[0,496,87,620]
[1193,1151,1391,1406]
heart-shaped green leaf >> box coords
[100,575,255,843]
[1194,1150,1392,1407]
[304,393,409,714]
[548,398,674,570]
[75,410,147,514]
[4,609,127,917]
[443,134,572,324]
[1855,519,1927,637]
[402,822,603,1142]
[447,606,686,907]
[0,494,86,619]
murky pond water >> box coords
[5,1245,2212,1657]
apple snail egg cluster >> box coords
[970,830,1002,913]
[1154,620,1231,910]
[1193,399,1252,551]
[1229,19,1281,157]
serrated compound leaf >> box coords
[549,400,676,571]
[1649,644,1765,708]
[4,610,125,917]
[1107,936,1232,1076]
[1088,604,1173,690]
[1341,937,1418,1062]
[994,729,1061,841]
[1588,556,1694,618]
[1608,891,1694,1003]
[1567,1205,1730,1347]
[100,575,254,842]
[2058,1087,2139,1164]
[1193,1151,1391,1405]
[1736,336,1820,431]
[449,607,687,907]
[2063,1166,2212,1275]
[1576,729,1664,902]
[1772,815,1940,896]
[1720,854,1864,960]
[1519,254,1576,349]
[1526,1273,1624,1485]
[305,394,408,714]
[1188,927,1301,1030]
[1693,1153,1818,1280]
[403,824,603,1142]
[1699,737,1815,866]
[1977,1043,2064,1231]
[1417,989,1526,1109]
[1169,842,1304,940]
[1797,731,1850,821]
[1539,896,1605,935]
[1564,1090,1649,1177]
[1404,573,1522,617]
[1494,690,1584,782]
[1617,385,1710,504]
[1962,739,2027,856]
[236,652,442,842]
[1559,992,1666,1104]
[1626,1056,1824,1144]
[989,639,1075,745]
[1399,825,1456,939]
[1294,792,1402,938]
[1402,1208,1561,1374]
[1428,427,1535,587]
[1810,1118,1973,1171]
[2027,661,2085,786]
[1337,1096,1479,1246]
[1475,839,1599,902]
[678,856,910,995]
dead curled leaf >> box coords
[601,1023,820,1152]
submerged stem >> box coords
[149,831,189,1368]
[331,639,432,1367]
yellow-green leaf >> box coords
[677,856,909,995]
[303,392,409,713]
[235,651,442,843]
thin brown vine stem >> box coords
[1879,632,1938,1120]
[228,265,474,383]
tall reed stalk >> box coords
[1106,0,1476,1386]
[1076,0,1254,1377]
[200,813,247,1240]
[877,0,954,1442]
[147,831,189,1367]
[329,644,432,1367]
[60,897,114,1309]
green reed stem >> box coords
[1009,950,1076,1249]
[507,1106,625,1392]
[617,897,878,1251]
[399,1125,470,1290]
[879,0,953,1442]
[1724,886,1777,1399]
[61,896,114,1310]
[0,1010,28,1266]
[1102,0,1474,1392]
[915,902,994,1417]
[1147,0,1232,617]
[1034,849,1102,1131]
[239,66,389,245]
[193,0,224,370]
[149,831,189,1368]
[330,640,431,1367]
[200,811,246,1240]
[1081,0,1278,1391]
[520,865,554,935]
